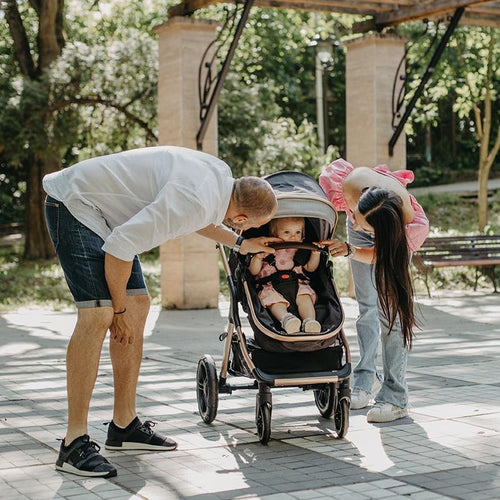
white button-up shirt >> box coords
[43,146,234,261]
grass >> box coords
[1,191,499,311]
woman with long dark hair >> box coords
[319,159,429,423]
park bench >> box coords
[412,235,500,297]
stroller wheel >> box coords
[334,398,349,438]
[314,383,335,418]
[256,403,272,445]
[196,355,218,424]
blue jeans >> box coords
[348,220,408,409]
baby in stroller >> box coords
[248,217,322,334]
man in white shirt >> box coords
[43,146,279,478]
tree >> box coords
[3,0,66,258]
[1,0,162,258]
[402,22,500,229]
[455,28,500,232]
[207,6,349,176]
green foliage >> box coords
[208,6,349,176]
[253,118,327,178]
[401,21,500,179]
[0,0,169,226]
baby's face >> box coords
[274,219,304,242]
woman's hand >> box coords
[319,239,349,258]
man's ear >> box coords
[232,214,248,223]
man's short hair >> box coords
[232,177,277,218]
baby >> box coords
[249,217,321,334]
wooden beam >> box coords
[462,9,500,26]
[254,0,383,14]
[373,0,494,27]
[168,0,220,17]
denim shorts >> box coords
[44,195,148,308]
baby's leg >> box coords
[268,302,289,322]
[269,302,301,334]
[296,294,316,320]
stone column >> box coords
[345,33,407,170]
[155,17,220,309]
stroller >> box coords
[196,171,351,444]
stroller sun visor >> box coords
[265,171,338,239]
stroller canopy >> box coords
[264,171,338,240]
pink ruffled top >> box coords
[319,158,429,252]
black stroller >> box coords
[196,171,351,444]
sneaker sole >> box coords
[350,400,369,410]
[56,462,117,478]
[105,442,177,451]
[366,409,408,423]
[303,326,321,333]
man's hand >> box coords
[239,236,281,255]
[109,310,135,346]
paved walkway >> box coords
[1,290,499,500]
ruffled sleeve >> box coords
[373,163,415,187]
[406,195,429,252]
[319,158,354,213]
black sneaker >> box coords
[105,417,177,451]
[55,435,117,478]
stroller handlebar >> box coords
[267,242,329,254]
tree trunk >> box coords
[6,0,65,259]
[477,159,490,233]
[24,152,60,259]
[475,31,496,233]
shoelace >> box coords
[79,438,101,459]
[139,420,156,435]
[57,436,101,457]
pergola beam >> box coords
[168,0,500,30]
[168,0,220,18]
[354,0,496,32]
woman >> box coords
[319,158,429,423]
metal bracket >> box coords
[388,7,465,156]
[196,0,254,151]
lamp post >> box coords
[315,40,333,153]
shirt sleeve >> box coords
[319,159,354,212]
[405,194,429,252]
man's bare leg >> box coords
[65,307,114,445]
[109,294,150,427]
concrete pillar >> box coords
[155,17,220,309]
[345,33,407,170]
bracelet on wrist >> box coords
[345,242,356,259]
[233,235,244,253]
[114,308,127,315]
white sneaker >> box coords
[366,402,408,423]
[350,388,371,410]
[281,313,301,334]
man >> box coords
[43,145,279,478]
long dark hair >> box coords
[358,187,416,348]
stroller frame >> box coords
[196,171,352,444]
